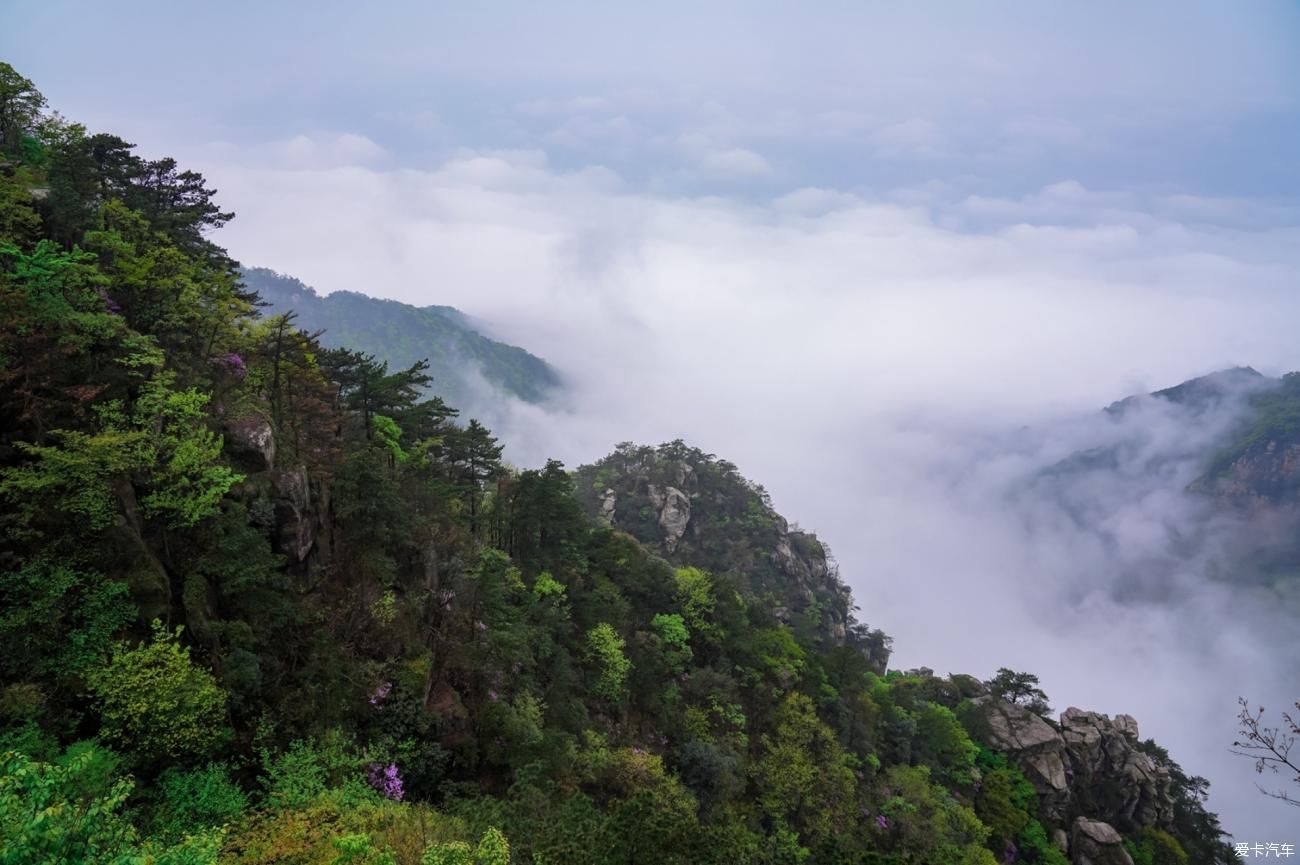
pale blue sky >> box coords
[6,1,1300,199]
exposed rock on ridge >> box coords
[969,698,1176,841]
[572,441,889,668]
[1071,818,1135,865]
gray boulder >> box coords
[1071,818,1134,865]
[272,467,315,562]
[598,488,617,523]
[656,486,691,552]
[225,413,276,471]
[1060,708,1174,830]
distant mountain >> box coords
[1097,365,1300,505]
[1041,367,1300,594]
[242,267,561,409]
[1104,365,1266,417]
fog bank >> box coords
[191,148,1300,838]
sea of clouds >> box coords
[193,145,1300,838]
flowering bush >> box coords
[209,351,247,377]
[367,762,404,801]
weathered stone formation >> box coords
[646,482,692,552]
[219,409,332,579]
[223,413,276,472]
[1059,708,1173,831]
[597,487,617,523]
[271,466,316,564]
[1071,818,1135,865]
[969,697,1177,862]
[972,697,1072,819]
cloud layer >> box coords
[192,141,1300,837]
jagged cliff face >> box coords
[973,699,1170,829]
[573,441,889,667]
[968,695,1197,865]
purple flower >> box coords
[476,620,488,632]
[368,681,392,708]
[876,815,890,830]
[210,352,247,378]
[367,762,404,800]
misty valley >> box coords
[3,8,1300,864]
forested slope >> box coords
[0,63,1231,865]
[242,267,560,409]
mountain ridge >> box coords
[243,266,562,409]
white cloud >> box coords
[772,187,861,215]
[696,145,771,178]
[665,132,773,180]
[268,132,388,169]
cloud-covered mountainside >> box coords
[0,61,1255,864]
[243,266,561,411]
[1025,366,1300,609]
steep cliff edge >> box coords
[961,691,1228,864]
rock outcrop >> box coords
[972,697,1071,818]
[572,441,886,664]
[969,698,1177,839]
[224,413,276,472]
[1071,818,1134,865]
[1060,708,1173,831]
[271,467,316,563]
[598,488,617,523]
[647,483,691,552]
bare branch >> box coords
[1232,697,1300,807]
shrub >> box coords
[151,762,248,841]
[585,623,631,704]
[87,621,229,764]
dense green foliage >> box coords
[87,621,230,764]
[0,63,1229,864]
[242,268,560,409]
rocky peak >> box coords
[572,441,885,661]
[968,697,1177,849]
